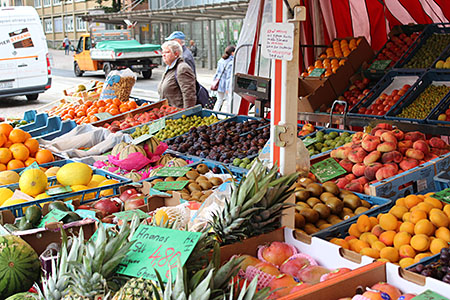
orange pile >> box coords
[330,193,450,268]
[47,99,146,125]
[0,124,54,170]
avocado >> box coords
[25,206,42,225]
[62,212,82,224]
[18,218,33,230]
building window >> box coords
[53,0,61,5]
[75,0,84,2]
[43,0,50,7]
[54,17,62,32]
[15,0,23,5]
[44,18,53,33]
[76,16,86,31]
[64,16,73,32]
[34,0,41,7]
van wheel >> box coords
[103,63,112,78]
[74,62,84,77]
[26,94,39,101]
[142,70,152,79]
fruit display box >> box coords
[324,57,356,99]
[300,127,355,159]
[19,111,51,131]
[326,36,374,72]
[426,91,450,126]
[394,23,450,70]
[298,76,337,112]
[349,70,423,118]
[0,167,131,217]
[385,70,450,123]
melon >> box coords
[0,188,13,206]
[0,171,20,185]
[124,172,141,182]
[167,158,188,167]
[0,235,40,298]
[142,137,160,154]
[98,179,119,197]
[6,292,40,299]
[119,145,147,160]
[19,169,48,197]
[56,162,93,186]
[157,154,173,166]
[44,166,60,177]
[111,142,128,156]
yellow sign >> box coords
[142,24,149,32]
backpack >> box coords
[175,66,216,109]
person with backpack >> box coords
[63,35,71,55]
[211,45,235,112]
[158,40,197,108]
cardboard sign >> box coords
[430,188,450,204]
[115,225,201,282]
[412,290,449,300]
[369,59,391,71]
[19,161,40,175]
[94,112,113,120]
[113,209,149,222]
[302,137,317,147]
[152,180,189,191]
[156,167,191,177]
[46,186,72,196]
[310,158,347,182]
[38,209,69,228]
[308,68,326,77]
[261,23,294,61]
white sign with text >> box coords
[261,23,294,61]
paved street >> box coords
[1,49,216,119]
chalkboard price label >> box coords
[38,209,69,228]
[94,112,113,120]
[152,180,189,191]
[156,167,191,177]
[308,68,326,77]
[369,60,391,71]
[302,137,317,147]
[310,157,347,182]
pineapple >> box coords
[112,277,160,300]
[210,160,298,245]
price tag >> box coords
[116,225,201,282]
[46,185,73,196]
[412,290,449,300]
[19,161,40,175]
[430,188,450,204]
[302,137,317,147]
[369,60,391,71]
[94,112,113,120]
[38,209,69,228]
[148,118,166,133]
[310,158,347,183]
[113,209,149,222]
[132,133,154,145]
[153,180,189,191]
[308,68,326,77]
[75,209,98,221]
[156,167,191,177]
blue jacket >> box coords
[213,56,233,93]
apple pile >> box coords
[103,105,180,132]
[356,84,411,116]
[298,123,316,136]
[324,78,371,114]
[330,123,450,194]
[236,241,352,299]
[370,32,420,69]
[338,282,416,300]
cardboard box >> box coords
[298,77,337,112]
[327,58,356,98]
[347,36,374,71]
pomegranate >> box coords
[280,256,311,278]
[261,242,294,266]
[268,274,297,299]
[94,198,122,215]
[124,194,145,210]
[119,188,139,202]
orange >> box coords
[430,238,447,255]
[0,133,6,147]
[379,213,398,231]
[0,164,5,171]
[7,159,24,170]
[0,123,13,137]
[404,194,422,209]
[410,234,430,252]
[414,219,435,236]
[393,232,411,249]
[435,227,450,243]
[9,143,29,161]
[409,209,427,224]
[379,247,399,263]
[24,138,39,155]
[35,149,54,164]
[0,148,12,164]
[24,157,36,167]
[8,128,28,144]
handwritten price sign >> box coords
[310,157,347,182]
[116,225,201,282]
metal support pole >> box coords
[213,19,217,62]
[207,19,213,70]
[226,19,230,45]
[201,20,205,68]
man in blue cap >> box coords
[166,31,196,75]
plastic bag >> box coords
[99,68,136,102]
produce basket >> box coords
[17,111,48,131]
[426,92,450,126]
[349,70,422,118]
[385,70,450,123]
[393,23,450,70]
[300,127,355,159]
[0,168,131,217]
[17,112,77,141]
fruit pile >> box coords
[235,241,352,298]
[131,114,220,140]
[232,157,255,169]
[166,121,270,163]
[410,247,450,283]
[330,123,449,194]
[371,32,419,69]
[330,193,450,268]
[294,178,376,235]
[0,125,54,171]
[301,58,348,78]
[148,163,225,202]
[104,105,181,132]
[47,98,145,124]
[435,103,450,122]
[396,84,450,119]
[303,130,354,156]
[356,84,411,116]
[329,78,371,113]
[64,81,103,98]
[322,38,360,58]
[338,282,416,300]
[404,33,450,69]
[298,123,315,137]
[435,56,450,69]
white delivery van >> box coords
[0,6,51,100]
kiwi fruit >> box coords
[300,208,319,224]
[295,189,310,202]
[339,207,353,219]
[151,178,163,184]
[203,190,213,197]
[181,188,190,195]
[191,191,203,199]
[196,163,210,174]
[210,177,223,186]
[186,170,200,180]
[306,197,322,208]
[176,177,189,181]
[339,190,354,199]
[306,183,324,197]
[164,176,176,182]
[303,223,320,235]
[181,193,191,200]
[355,206,369,214]
[322,181,340,195]
[190,197,200,202]
[343,194,362,210]
[196,175,209,183]
[313,203,331,219]
[188,183,202,193]
[200,194,209,202]
[199,181,213,190]
[298,177,314,187]
[327,215,343,225]
[361,199,371,208]
[295,213,306,228]
[319,223,332,230]
[325,197,344,214]
[319,192,336,202]
[296,202,311,210]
